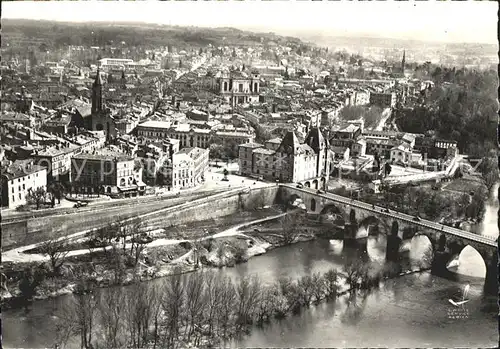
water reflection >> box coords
[477,182,499,239]
[409,235,433,270]
[3,239,498,349]
[447,246,487,278]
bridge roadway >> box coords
[283,184,497,247]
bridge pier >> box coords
[386,234,401,262]
[484,251,498,295]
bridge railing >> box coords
[280,184,496,246]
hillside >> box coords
[1,19,309,50]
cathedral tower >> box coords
[91,68,103,115]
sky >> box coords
[3,1,498,45]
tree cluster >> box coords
[55,266,353,349]
[396,68,497,158]
[339,105,384,128]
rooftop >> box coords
[2,160,46,181]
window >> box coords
[18,179,21,183]
[19,193,21,200]
[11,187,14,193]
[18,186,21,192]
[12,196,15,202]
[23,184,25,190]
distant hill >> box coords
[1,19,309,50]
[289,32,498,63]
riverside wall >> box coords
[1,186,280,250]
[139,186,280,231]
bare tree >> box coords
[150,283,164,349]
[310,272,326,303]
[124,280,156,348]
[161,267,185,349]
[297,275,315,306]
[323,269,339,298]
[127,219,147,266]
[98,286,124,348]
[279,211,302,244]
[204,272,224,339]
[184,271,207,343]
[39,238,70,275]
[235,275,262,330]
[27,187,47,210]
[121,218,141,252]
[255,286,276,325]
[55,279,99,349]
[215,275,237,340]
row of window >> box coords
[10,173,39,185]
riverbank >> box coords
[1,219,316,310]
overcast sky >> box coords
[3,1,498,45]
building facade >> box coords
[70,152,145,197]
[1,161,47,209]
[238,128,331,186]
[218,70,260,106]
[369,92,396,108]
[159,147,209,191]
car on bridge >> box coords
[296,183,304,189]
[413,216,421,221]
[317,189,325,194]
[74,201,89,208]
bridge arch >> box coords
[320,177,326,190]
[449,245,487,279]
[312,179,319,190]
[319,203,346,225]
[359,216,382,236]
[409,234,434,270]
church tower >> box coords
[401,50,406,73]
[121,69,127,89]
[91,68,103,115]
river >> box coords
[476,182,499,239]
[3,235,498,348]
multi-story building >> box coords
[0,112,34,127]
[1,160,47,209]
[136,121,255,149]
[238,143,263,176]
[369,92,396,108]
[159,147,209,191]
[33,142,80,182]
[238,128,331,187]
[218,70,260,106]
[70,151,145,197]
[390,143,412,164]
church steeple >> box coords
[402,50,406,72]
[92,68,103,114]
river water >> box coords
[3,235,497,348]
[477,182,499,239]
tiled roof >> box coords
[2,161,46,181]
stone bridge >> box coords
[278,184,498,294]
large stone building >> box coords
[369,92,396,108]
[158,147,209,191]
[136,121,255,149]
[33,142,81,182]
[1,160,47,209]
[238,127,331,187]
[70,151,145,197]
[217,70,260,106]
